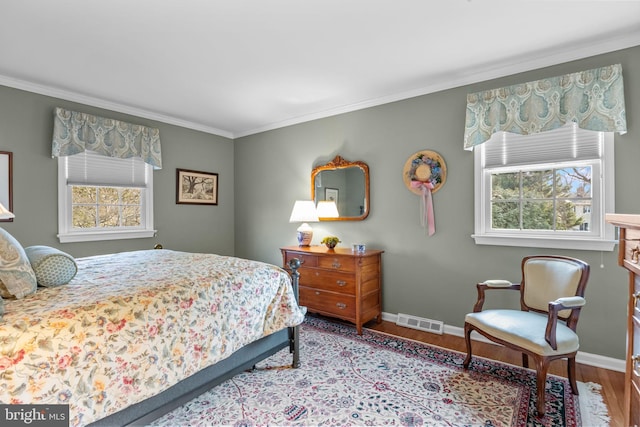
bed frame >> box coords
[88,258,302,427]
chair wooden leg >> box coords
[567,357,579,395]
[463,323,473,369]
[534,356,551,416]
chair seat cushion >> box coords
[465,309,579,356]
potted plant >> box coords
[321,236,341,249]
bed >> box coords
[0,247,305,427]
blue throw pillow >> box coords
[25,245,77,288]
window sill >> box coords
[58,229,156,243]
[471,234,617,251]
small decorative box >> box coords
[352,243,366,253]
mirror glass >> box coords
[311,155,369,221]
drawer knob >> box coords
[336,302,347,309]
[633,354,640,371]
[633,292,640,307]
[315,291,320,295]
[336,280,347,287]
[332,260,342,269]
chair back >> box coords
[520,255,589,322]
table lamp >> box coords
[0,203,15,220]
[289,200,319,246]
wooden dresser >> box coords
[606,213,640,427]
[281,245,383,334]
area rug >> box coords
[150,316,610,426]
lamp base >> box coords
[296,223,313,246]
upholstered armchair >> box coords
[463,255,590,416]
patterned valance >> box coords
[51,107,162,169]
[464,64,627,150]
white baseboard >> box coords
[380,311,625,373]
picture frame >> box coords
[176,168,218,205]
[0,151,13,222]
[325,187,338,203]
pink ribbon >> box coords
[410,180,435,236]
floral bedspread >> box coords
[0,249,305,426]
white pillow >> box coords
[0,228,37,298]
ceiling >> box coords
[1,1,639,139]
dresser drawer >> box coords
[626,243,640,264]
[298,267,356,294]
[317,256,356,272]
[634,275,640,319]
[631,380,640,427]
[300,287,356,318]
[283,252,318,268]
[632,316,640,403]
[623,229,640,263]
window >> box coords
[472,124,616,251]
[57,151,155,243]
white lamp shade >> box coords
[316,201,339,218]
[289,200,318,246]
[0,203,14,219]
[289,200,319,223]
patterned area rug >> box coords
[151,316,610,426]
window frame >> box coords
[472,131,616,251]
[57,156,156,243]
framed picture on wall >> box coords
[0,151,13,222]
[176,168,218,205]
[325,187,338,203]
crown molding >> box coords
[235,31,640,138]
[0,74,235,139]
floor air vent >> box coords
[396,313,444,335]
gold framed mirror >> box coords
[311,155,369,221]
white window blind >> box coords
[483,124,603,168]
[66,151,147,187]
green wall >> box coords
[0,85,235,257]
[234,45,640,359]
[1,45,637,360]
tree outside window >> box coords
[71,186,143,229]
[491,166,592,232]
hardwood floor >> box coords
[362,319,625,426]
